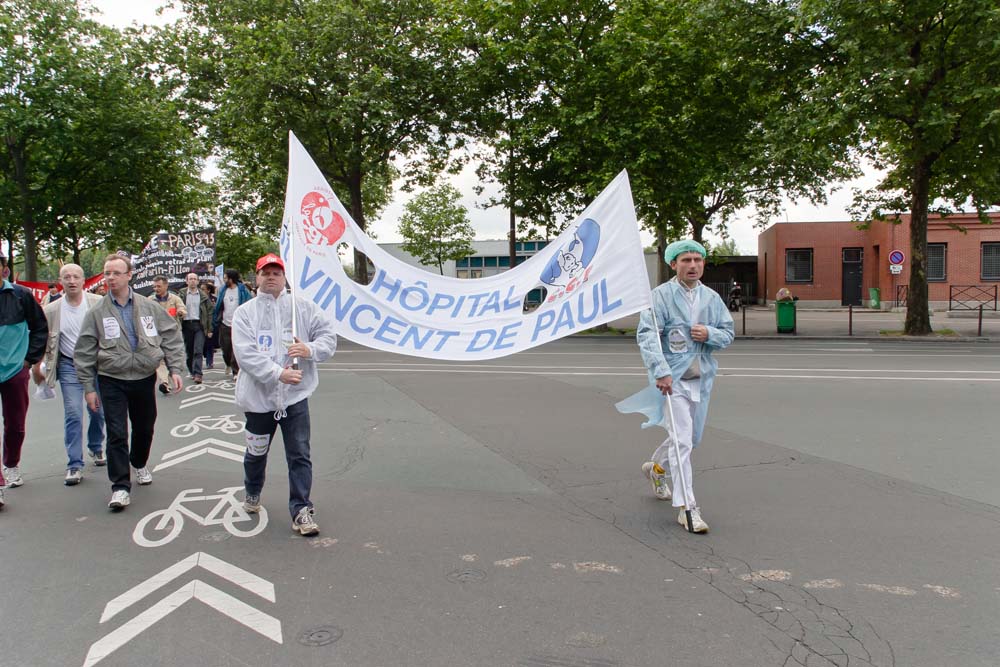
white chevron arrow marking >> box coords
[84,553,281,666]
[180,392,236,408]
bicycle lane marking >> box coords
[132,486,269,548]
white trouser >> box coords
[651,393,697,509]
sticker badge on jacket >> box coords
[668,327,689,354]
[140,316,158,338]
[103,317,121,340]
[257,331,274,353]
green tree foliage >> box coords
[214,228,277,278]
[458,0,614,262]
[398,183,475,274]
[0,0,207,279]
[172,0,466,284]
[799,0,1000,335]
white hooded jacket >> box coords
[232,289,337,415]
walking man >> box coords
[617,240,734,533]
[180,272,213,384]
[151,275,187,394]
[33,264,106,485]
[41,283,62,306]
[213,269,252,379]
[0,252,48,508]
[233,253,337,536]
[75,255,185,510]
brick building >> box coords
[757,212,1000,309]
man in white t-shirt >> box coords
[33,264,106,485]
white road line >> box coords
[720,374,1000,382]
[322,367,1000,381]
[322,362,1000,374]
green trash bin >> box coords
[868,287,881,309]
[776,300,796,333]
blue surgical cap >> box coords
[664,240,707,264]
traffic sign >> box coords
[890,264,903,275]
[889,250,905,264]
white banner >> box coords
[280,132,651,360]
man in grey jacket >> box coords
[75,254,186,510]
[233,253,337,536]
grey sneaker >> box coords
[292,507,319,536]
[243,493,261,514]
[108,490,130,510]
[90,450,107,467]
[678,507,709,534]
[65,468,83,486]
[2,466,23,488]
[641,461,672,501]
[135,467,153,485]
[0,487,5,510]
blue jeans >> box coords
[243,398,313,520]
[58,355,105,470]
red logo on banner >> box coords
[300,191,345,246]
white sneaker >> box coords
[641,461,672,500]
[292,507,319,536]
[243,493,261,514]
[678,507,709,533]
[0,487,5,510]
[65,468,83,486]
[108,490,131,510]
[3,466,23,487]
[135,467,153,485]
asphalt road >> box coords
[2,337,998,667]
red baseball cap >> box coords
[255,253,285,272]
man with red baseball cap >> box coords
[256,253,284,272]
[231,252,337,536]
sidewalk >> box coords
[604,306,1000,340]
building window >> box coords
[785,248,813,283]
[927,243,946,281]
[498,256,510,268]
[456,270,469,279]
[456,258,469,268]
[983,243,1000,280]
[484,256,498,268]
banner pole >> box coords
[649,306,695,533]
[286,217,300,371]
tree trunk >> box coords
[656,225,668,285]
[508,139,516,272]
[904,157,933,335]
[348,170,368,285]
[6,137,38,280]
[71,222,82,265]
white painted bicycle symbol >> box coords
[170,414,245,438]
[185,380,236,393]
[132,486,268,548]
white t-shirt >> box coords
[59,298,89,357]
[222,287,239,326]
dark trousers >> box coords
[0,366,29,486]
[219,323,238,375]
[203,330,216,366]
[182,320,205,377]
[243,399,312,519]
[99,374,157,492]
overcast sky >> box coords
[88,0,880,255]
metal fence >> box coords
[895,284,908,308]
[949,285,999,311]
[704,281,756,306]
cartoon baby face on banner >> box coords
[539,218,601,302]
[300,190,346,246]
